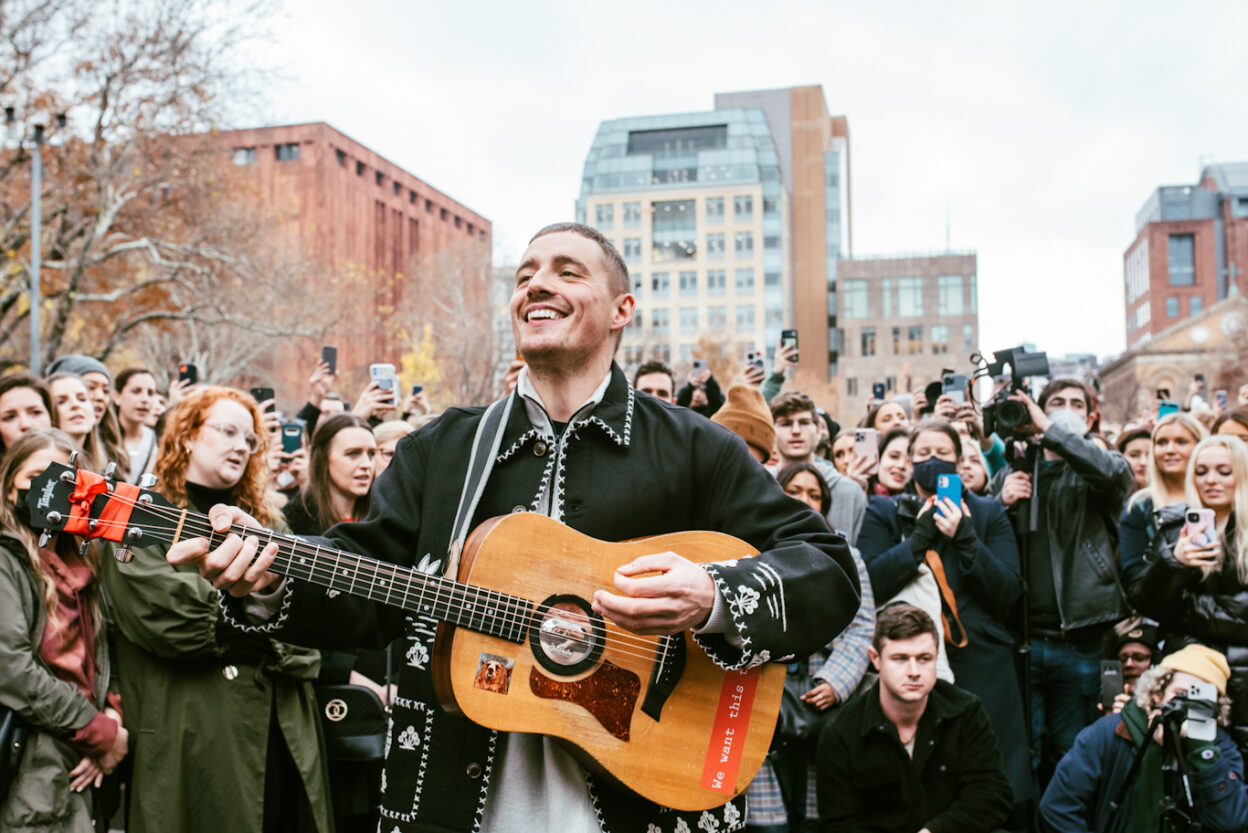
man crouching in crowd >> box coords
[1040,644,1248,832]
[815,603,1012,832]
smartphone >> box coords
[369,363,397,400]
[745,350,763,372]
[1185,507,1218,548]
[693,359,708,373]
[872,382,886,401]
[853,428,880,475]
[250,387,275,412]
[1215,389,1228,410]
[411,384,423,396]
[321,345,338,376]
[1099,660,1124,710]
[1156,388,1171,400]
[177,362,198,385]
[280,420,304,455]
[780,329,799,362]
[1195,373,1205,384]
[1158,399,1179,418]
[1186,681,1219,742]
[942,373,967,405]
[936,473,962,515]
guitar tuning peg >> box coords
[102,462,118,481]
[113,548,132,564]
[139,473,158,488]
[38,531,51,547]
[67,450,79,467]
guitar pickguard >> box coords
[529,661,640,741]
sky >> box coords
[257,0,1248,362]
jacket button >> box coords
[466,762,483,779]
[512,505,526,513]
[534,441,547,457]
[223,665,238,680]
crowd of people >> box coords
[2,221,1248,833]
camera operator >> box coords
[991,379,1134,778]
[1039,644,1247,833]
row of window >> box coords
[1165,294,1203,318]
[849,323,976,358]
[621,342,763,368]
[841,274,976,319]
[613,232,762,264]
[632,268,777,298]
[628,304,767,335]
[595,195,756,230]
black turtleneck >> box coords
[184,481,235,511]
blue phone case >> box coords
[936,474,962,515]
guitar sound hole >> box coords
[529,594,604,676]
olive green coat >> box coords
[0,536,110,833]
[99,502,333,833]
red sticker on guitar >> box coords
[699,666,760,794]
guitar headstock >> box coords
[26,461,181,561]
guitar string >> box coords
[68,497,688,661]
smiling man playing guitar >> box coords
[165,223,860,833]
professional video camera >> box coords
[978,346,1050,440]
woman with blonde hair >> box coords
[98,386,332,833]
[0,429,128,830]
[1121,412,1207,598]
[1137,434,1248,754]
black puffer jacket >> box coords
[1136,504,1248,752]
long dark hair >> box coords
[776,460,831,516]
[303,413,374,532]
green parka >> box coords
[98,497,333,833]
[0,535,112,833]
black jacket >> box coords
[241,364,861,833]
[816,679,1013,833]
[989,421,1133,631]
[1137,505,1248,752]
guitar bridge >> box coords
[640,634,685,721]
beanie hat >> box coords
[45,354,111,381]
[712,385,775,461]
[1161,644,1231,696]
[1113,622,1159,656]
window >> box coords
[376,171,385,186]
[970,275,978,313]
[623,201,642,228]
[467,222,474,235]
[440,208,448,221]
[651,272,670,298]
[679,344,694,364]
[733,195,753,221]
[651,199,696,261]
[931,325,949,355]
[356,161,366,176]
[653,344,672,364]
[860,326,876,357]
[595,204,614,229]
[882,278,892,317]
[892,326,901,354]
[631,273,643,297]
[705,197,724,223]
[736,305,756,329]
[708,306,727,328]
[734,232,754,258]
[335,149,347,167]
[898,277,923,316]
[393,182,402,196]
[679,271,697,297]
[1169,234,1195,286]
[706,233,725,260]
[963,323,974,353]
[1191,295,1204,315]
[651,309,670,335]
[623,238,642,263]
[907,325,924,354]
[707,269,726,295]
[680,307,698,334]
[764,235,779,251]
[409,190,417,204]
[937,275,964,316]
[275,143,300,162]
[765,271,780,287]
[232,146,257,166]
[1166,296,1179,317]
[425,199,433,213]
[454,215,462,229]
[843,279,868,319]
[846,378,858,397]
[735,268,755,294]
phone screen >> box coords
[321,345,338,376]
[250,387,275,412]
[281,424,303,454]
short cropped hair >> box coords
[770,391,817,422]
[872,603,939,653]
[1038,378,1091,411]
[529,222,630,296]
[633,360,674,389]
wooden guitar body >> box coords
[431,513,784,812]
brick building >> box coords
[1124,162,1248,349]
[213,122,491,399]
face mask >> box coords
[1049,407,1088,436]
[912,457,958,494]
[13,488,32,528]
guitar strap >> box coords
[444,391,515,579]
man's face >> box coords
[1043,386,1093,429]
[870,633,938,706]
[774,409,819,462]
[1118,641,1152,685]
[511,232,633,369]
[636,372,675,403]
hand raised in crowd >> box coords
[308,360,335,407]
[286,447,309,491]
[1000,471,1033,506]
[688,364,711,387]
[922,496,970,539]
[1098,691,1132,715]
[503,359,525,396]
[403,390,430,417]
[801,681,837,711]
[167,504,281,597]
[167,377,198,408]
[910,389,928,415]
[352,381,397,419]
[772,341,798,376]
[846,452,873,493]
[932,394,958,420]
[731,362,766,389]
[1173,526,1222,569]
[592,551,716,635]
[259,400,281,435]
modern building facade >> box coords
[1124,162,1248,349]
[835,251,980,419]
[576,86,850,381]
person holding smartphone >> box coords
[1137,434,1248,756]
[857,419,1034,818]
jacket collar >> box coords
[496,363,635,462]
[856,679,964,739]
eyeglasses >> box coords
[1119,652,1151,664]
[205,422,261,454]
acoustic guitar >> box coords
[27,462,784,811]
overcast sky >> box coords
[259,0,1248,361]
